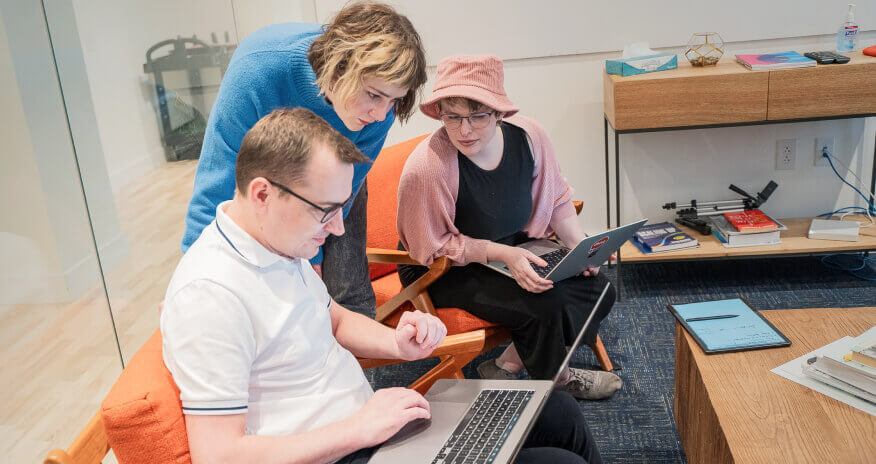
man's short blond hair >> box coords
[308,1,427,123]
[235,108,369,195]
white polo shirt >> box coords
[160,201,373,436]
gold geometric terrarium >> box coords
[684,32,724,66]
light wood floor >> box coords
[0,160,197,463]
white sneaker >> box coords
[476,359,517,380]
[557,368,622,400]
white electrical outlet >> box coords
[814,136,835,167]
[776,139,796,170]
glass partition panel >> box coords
[7,1,318,460]
[44,0,240,363]
[0,3,122,462]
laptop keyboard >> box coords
[431,389,534,464]
[529,248,571,278]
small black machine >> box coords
[662,181,778,235]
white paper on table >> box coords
[770,336,876,417]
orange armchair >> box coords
[361,135,510,393]
[362,135,613,390]
[45,328,497,464]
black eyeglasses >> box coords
[265,178,353,224]
[439,112,495,130]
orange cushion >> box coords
[372,272,496,335]
[101,330,191,464]
[366,134,429,280]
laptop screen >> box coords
[550,281,612,385]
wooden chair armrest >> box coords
[358,329,490,369]
[44,412,109,464]
[366,248,422,266]
[375,256,451,323]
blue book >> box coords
[633,222,698,253]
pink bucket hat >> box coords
[420,54,519,120]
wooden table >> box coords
[602,52,876,296]
[674,307,876,464]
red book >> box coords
[723,210,778,232]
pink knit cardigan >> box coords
[397,115,575,266]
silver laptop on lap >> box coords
[368,282,612,464]
[485,219,647,282]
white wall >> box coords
[232,0,316,39]
[308,3,875,234]
[317,0,876,64]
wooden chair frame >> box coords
[361,249,511,394]
[44,412,109,464]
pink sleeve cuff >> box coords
[461,237,491,265]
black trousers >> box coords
[399,262,616,380]
[321,181,377,318]
[336,391,601,464]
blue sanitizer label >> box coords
[837,25,857,52]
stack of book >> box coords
[803,327,876,405]
[735,51,817,70]
[710,209,784,247]
[850,332,876,368]
[630,222,699,254]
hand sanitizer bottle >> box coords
[836,3,858,53]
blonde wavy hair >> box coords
[308,1,426,123]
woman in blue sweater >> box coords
[182,2,426,316]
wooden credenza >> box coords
[601,52,876,294]
[604,51,876,131]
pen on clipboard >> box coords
[685,314,738,322]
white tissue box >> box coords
[605,54,678,76]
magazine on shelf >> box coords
[736,51,816,70]
[631,221,698,253]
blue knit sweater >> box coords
[181,23,395,263]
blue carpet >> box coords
[370,254,875,463]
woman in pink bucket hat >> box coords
[397,55,621,402]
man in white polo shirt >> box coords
[161,108,447,463]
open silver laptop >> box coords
[368,282,612,464]
[485,219,647,282]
